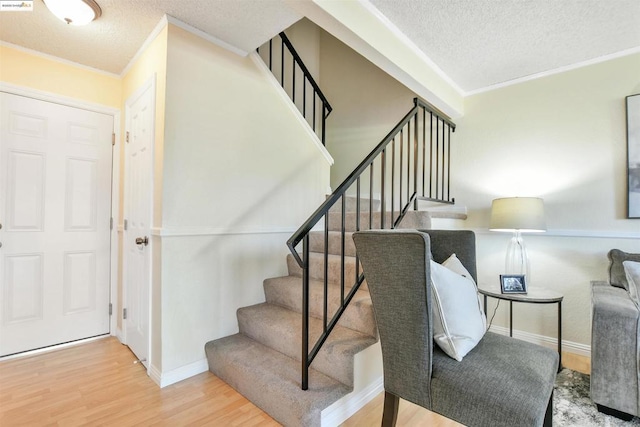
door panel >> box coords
[65,157,98,231]
[0,92,113,356]
[6,151,45,231]
[3,254,43,324]
[124,80,154,367]
[63,251,96,315]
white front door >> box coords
[123,79,154,367]
[0,92,113,357]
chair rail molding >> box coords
[474,228,640,240]
[150,226,297,237]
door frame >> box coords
[122,75,156,370]
[0,82,121,342]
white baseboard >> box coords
[322,376,383,427]
[115,327,124,343]
[149,358,210,388]
[321,341,384,426]
[148,364,162,386]
[489,325,591,357]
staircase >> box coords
[205,199,431,426]
[205,26,458,426]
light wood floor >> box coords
[0,337,590,426]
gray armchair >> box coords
[353,229,558,427]
[590,249,640,420]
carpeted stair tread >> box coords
[263,275,376,338]
[397,210,434,229]
[237,303,377,386]
[205,334,350,427]
[286,252,362,285]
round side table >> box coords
[478,286,564,372]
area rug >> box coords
[555,369,640,426]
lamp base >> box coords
[505,231,530,281]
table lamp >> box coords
[490,197,546,280]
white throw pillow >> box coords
[442,253,477,288]
[430,260,487,361]
[623,260,640,308]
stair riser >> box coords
[264,277,376,338]
[327,211,393,232]
[206,335,349,427]
[328,196,380,213]
[326,210,431,232]
[287,253,363,287]
[308,231,356,257]
[206,344,298,426]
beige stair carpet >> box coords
[205,199,431,426]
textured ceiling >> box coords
[1,0,639,93]
[368,0,640,93]
[0,0,301,75]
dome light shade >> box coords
[43,0,101,26]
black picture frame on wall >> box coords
[627,93,640,219]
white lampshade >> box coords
[490,197,546,283]
[44,0,101,26]
[490,197,546,233]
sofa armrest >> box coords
[591,281,639,416]
[592,281,638,321]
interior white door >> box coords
[0,92,113,357]
[123,80,154,367]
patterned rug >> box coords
[555,369,640,426]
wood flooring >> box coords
[0,336,590,426]
[0,337,276,426]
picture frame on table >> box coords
[500,274,527,294]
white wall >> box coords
[320,30,418,188]
[286,18,321,80]
[455,52,640,349]
[158,24,331,376]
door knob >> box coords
[135,236,149,246]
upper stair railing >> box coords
[257,32,332,145]
[287,97,456,390]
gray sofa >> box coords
[591,249,640,420]
[353,229,559,427]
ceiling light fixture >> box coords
[43,0,102,26]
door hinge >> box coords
[123,308,128,320]
[124,219,128,230]
[109,303,113,316]
[112,133,116,146]
[126,131,130,143]
[110,217,113,230]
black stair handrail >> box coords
[257,32,332,145]
[286,97,456,390]
[280,33,332,117]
